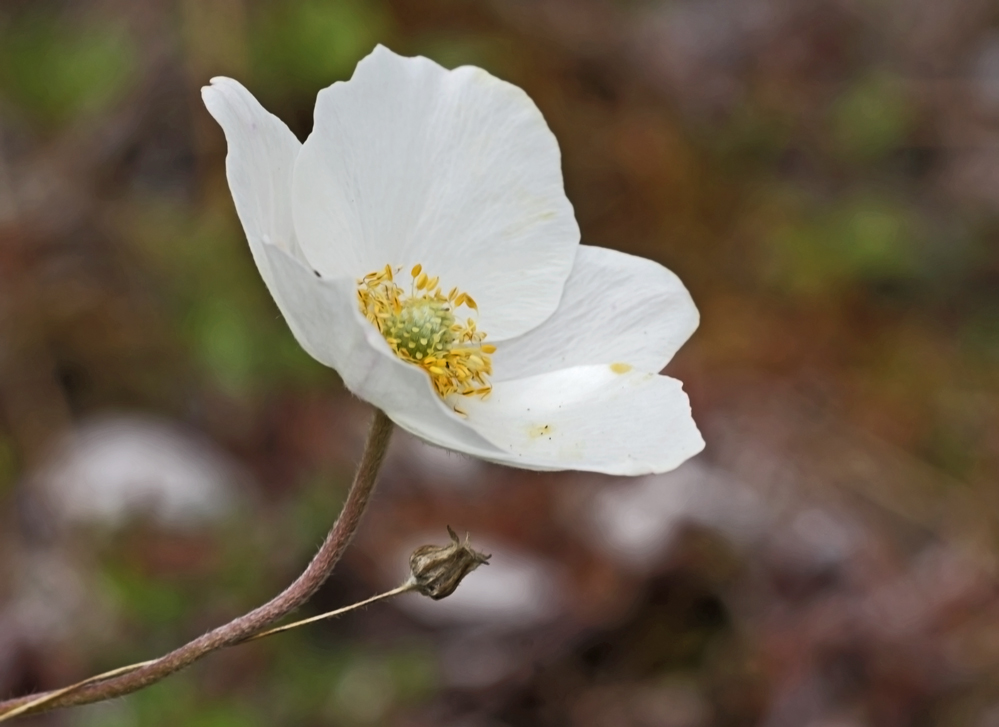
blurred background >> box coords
[0,0,998,725]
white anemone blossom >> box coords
[202,45,704,475]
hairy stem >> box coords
[0,408,394,720]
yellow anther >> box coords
[357,263,494,400]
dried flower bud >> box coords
[408,526,491,600]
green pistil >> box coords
[383,299,456,360]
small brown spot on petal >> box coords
[528,424,552,438]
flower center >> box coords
[384,298,456,360]
[357,264,495,406]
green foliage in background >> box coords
[830,71,913,162]
[122,200,329,399]
[249,0,391,99]
[766,192,923,296]
[0,9,136,127]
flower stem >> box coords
[0,581,416,723]
[0,408,395,720]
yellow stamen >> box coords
[357,264,494,401]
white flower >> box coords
[201,45,704,475]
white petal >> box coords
[262,245,502,458]
[492,246,699,381]
[460,364,704,475]
[293,45,579,340]
[201,77,307,298]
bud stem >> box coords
[242,581,417,643]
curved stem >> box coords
[0,581,417,723]
[0,408,394,720]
